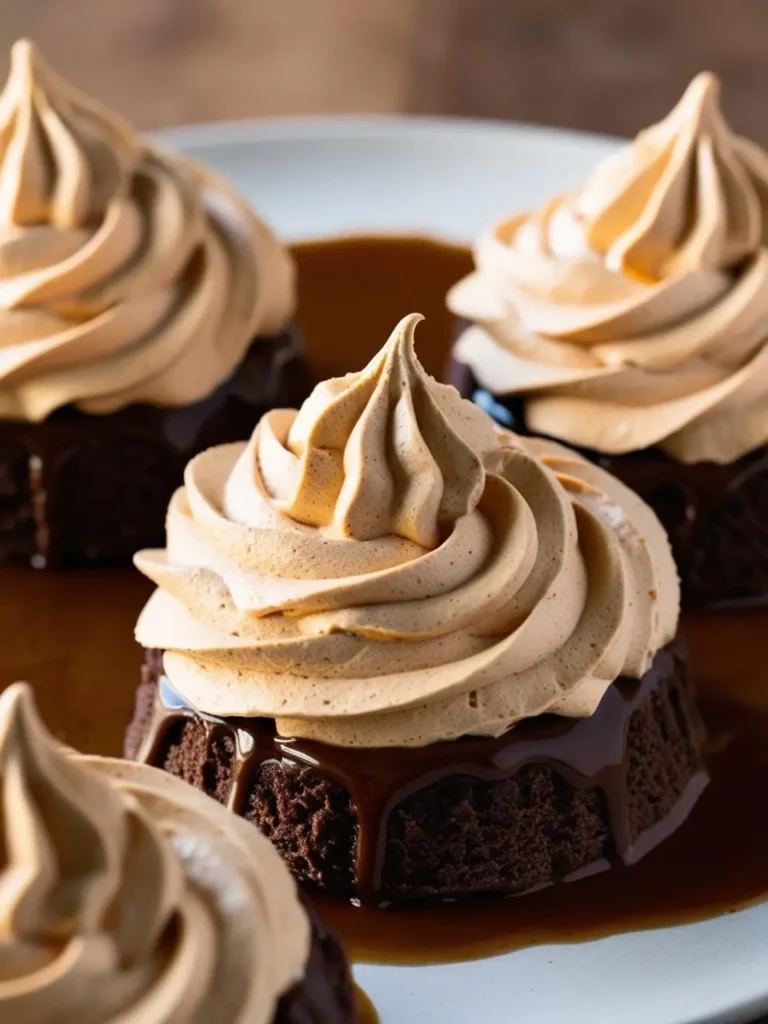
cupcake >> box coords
[0,40,306,569]
[0,682,355,1022]
[128,313,707,905]
[448,73,768,608]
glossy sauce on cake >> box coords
[131,642,706,904]
[0,234,767,966]
[311,620,768,962]
[129,280,700,902]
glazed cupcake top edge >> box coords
[0,682,310,1024]
[0,39,295,424]
[135,313,680,749]
[449,72,768,465]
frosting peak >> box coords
[0,683,310,1022]
[0,39,295,423]
[135,316,680,749]
[0,40,136,231]
[450,72,768,464]
[260,313,495,547]
[0,683,127,947]
[576,71,768,278]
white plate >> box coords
[157,115,768,1024]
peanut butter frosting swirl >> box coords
[0,683,309,1023]
[0,39,294,422]
[135,314,679,749]
[449,72,768,464]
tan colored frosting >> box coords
[135,314,679,749]
[0,39,294,423]
[449,72,768,464]
[0,682,310,1023]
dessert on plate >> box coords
[127,313,707,905]
[0,39,306,569]
[0,681,354,1022]
[448,72,768,608]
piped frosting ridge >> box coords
[136,313,680,748]
[450,73,768,463]
[0,39,294,422]
[0,682,309,1023]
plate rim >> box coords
[155,111,622,154]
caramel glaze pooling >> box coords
[136,643,708,905]
[1,235,767,967]
[313,669,768,965]
[293,235,472,382]
[134,636,768,963]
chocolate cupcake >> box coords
[448,73,768,608]
[127,314,707,906]
[0,682,355,1023]
[0,40,307,569]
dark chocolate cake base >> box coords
[449,355,768,609]
[275,907,355,1024]
[0,327,310,569]
[127,642,708,906]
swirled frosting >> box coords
[449,72,768,464]
[0,682,309,1023]
[135,313,680,749]
[0,39,294,422]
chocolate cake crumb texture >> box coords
[128,644,705,903]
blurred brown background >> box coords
[1,0,767,141]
